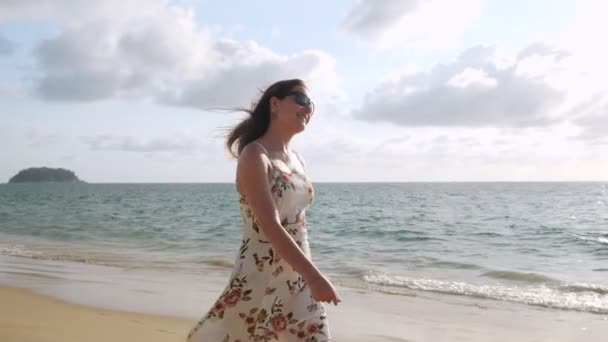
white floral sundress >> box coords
[187,141,330,342]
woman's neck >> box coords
[259,126,294,154]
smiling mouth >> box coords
[297,113,309,123]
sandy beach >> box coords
[0,285,192,342]
[1,276,607,342]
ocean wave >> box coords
[363,272,608,314]
[471,232,504,237]
[0,244,126,267]
[559,283,608,295]
[0,244,42,258]
[427,260,482,270]
[574,235,608,245]
[395,236,443,242]
[200,258,234,269]
[0,243,237,274]
[481,270,558,284]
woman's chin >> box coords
[291,121,307,133]
[296,123,307,133]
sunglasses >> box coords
[286,91,315,112]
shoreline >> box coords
[1,252,607,341]
[1,275,607,341]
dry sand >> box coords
[1,283,607,342]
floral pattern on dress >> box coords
[187,148,329,342]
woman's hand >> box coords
[307,273,342,305]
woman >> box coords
[187,79,341,342]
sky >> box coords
[1,0,607,183]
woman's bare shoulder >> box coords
[236,142,274,198]
[238,142,268,164]
[237,142,271,178]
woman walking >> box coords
[187,79,341,342]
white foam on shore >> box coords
[364,272,608,314]
[0,254,228,318]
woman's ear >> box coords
[269,96,280,114]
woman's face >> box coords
[271,85,314,133]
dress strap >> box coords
[250,141,270,157]
[250,142,276,183]
[292,150,306,171]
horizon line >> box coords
[2,180,607,184]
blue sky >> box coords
[1,0,607,182]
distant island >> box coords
[8,167,84,183]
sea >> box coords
[0,182,607,316]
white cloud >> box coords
[295,122,607,182]
[0,83,22,98]
[34,5,217,102]
[340,0,482,51]
[570,96,608,144]
[352,44,569,127]
[341,0,418,40]
[162,40,339,109]
[0,0,164,24]
[447,68,497,88]
[5,1,340,109]
[25,128,62,147]
[82,133,208,154]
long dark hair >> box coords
[226,79,306,158]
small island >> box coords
[8,167,84,183]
